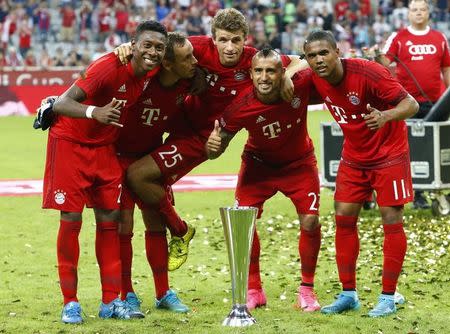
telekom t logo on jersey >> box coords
[262,121,282,139]
[141,108,161,126]
[330,105,348,124]
[328,104,368,123]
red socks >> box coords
[248,230,262,290]
[335,215,359,290]
[57,220,82,305]
[382,223,407,294]
[119,233,134,298]
[158,196,187,237]
[299,225,321,285]
[96,222,121,304]
[145,231,169,299]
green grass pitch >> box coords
[0,115,449,334]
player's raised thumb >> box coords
[366,103,375,112]
[214,119,221,134]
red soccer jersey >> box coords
[220,69,315,165]
[115,78,190,155]
[383,26,450,102]
[186,35,290,138]
[50,52,156,146]
[311,58,409,166]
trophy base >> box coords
[222,304,256,327]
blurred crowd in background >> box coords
[0,0,449,68]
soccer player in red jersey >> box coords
[116,32,198,314]
[42,20,167,323]
[206,49,322,312]
[118,8,305,271]
[303,30,419,317]
[377,0,450,209]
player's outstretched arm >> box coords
[54,85,123,127]
[205,120,235,159]
[363,94,419,130]
[114,42,132,65]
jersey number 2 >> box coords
[308,192,319,211]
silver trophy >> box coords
[220,206,258,327]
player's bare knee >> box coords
[334,201,362,217]
[379,206,404,225]
[60,211,82,222]
[300,215,319,231]
[94,208,120,222]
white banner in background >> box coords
[0,175,239,197]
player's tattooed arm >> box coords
[364,94,419,130]
[54,84,123,127]
[205,120,235,159]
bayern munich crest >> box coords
[291,96,301,109]
[346,91,360,105]
[234,70,247,81]
[54,189,67,205]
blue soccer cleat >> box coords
[125,292,145,318]
[155,289,189,313]
[99,298,143,319]
[61,301,83,324]
[394,291,405,305]
[321,292,360,314]
[368,294,396,318]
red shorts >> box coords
[334,158,413,206]
[235,155,320,218]
[117,155,175,210]
[150,134,207,185]
[43,136,122,212]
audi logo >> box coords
[408,44,437,55]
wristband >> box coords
[85,105,95,119]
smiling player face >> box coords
[132,31,167,75]
[213,28,245,67]
[251,56,284,101]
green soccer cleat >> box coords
[168,224,196,271]
[155,289,190,313]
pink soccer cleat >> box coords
[247,288,267,310]
[298,285,321,312]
